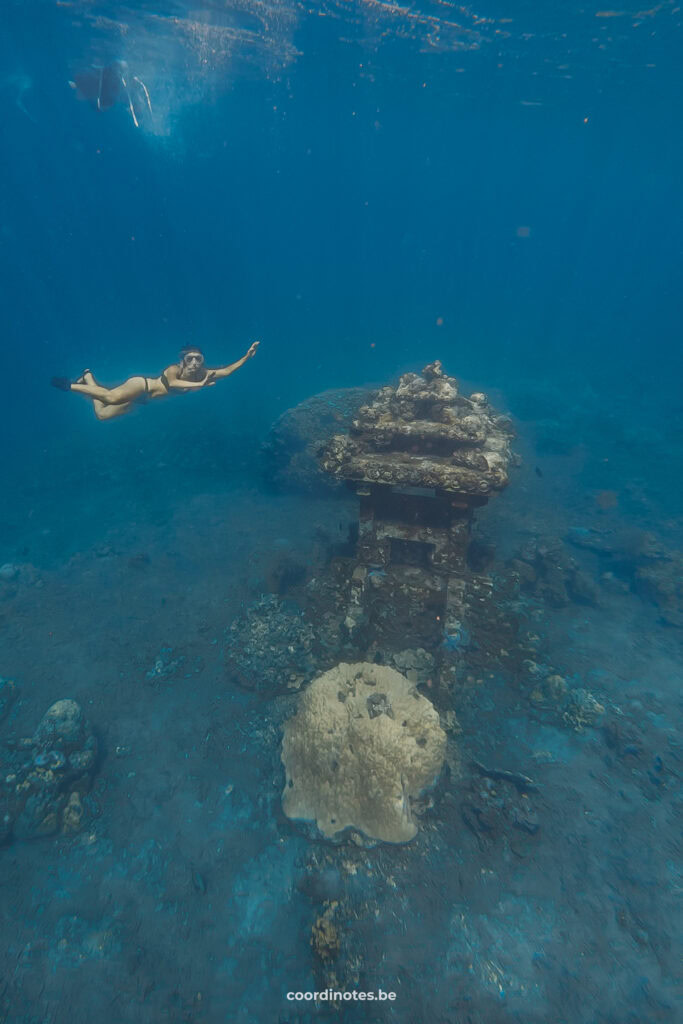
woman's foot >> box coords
[74,369,94,385]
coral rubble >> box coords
[460,764,541,852]
[224,594,317,695]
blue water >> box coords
[0,2,681,1022]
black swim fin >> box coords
[50,376,72,391]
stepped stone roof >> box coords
[319,361,514,498]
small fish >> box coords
[190,864,207,895]
[595,489,618,510]
[535,466,543,478]
[472,759,539,792]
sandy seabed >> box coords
[0,413,679,1024]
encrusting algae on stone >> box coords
[319,361,514,496]
[281,662,446,843]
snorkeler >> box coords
[51,342,259,421]
[69,61,153,128]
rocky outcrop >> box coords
[1,699,98,844]
[262,387,371,493]
[508,537,600,607]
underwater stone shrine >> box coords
[318,361,515,672]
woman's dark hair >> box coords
[180,346,204,358]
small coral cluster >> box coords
[311,903,341,961]
[281,662,446,843]
[528,672,605,732]
[561,688,606,732]
[1,699,97,843]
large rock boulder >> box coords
[262,387,372,494]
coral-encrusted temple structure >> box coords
[319,362,515,657]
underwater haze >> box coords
[0,1,681,1023]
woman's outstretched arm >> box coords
[209,341,259,380]
[167,376,214,390]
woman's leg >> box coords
[79,371,110,419]
[93,402,133,420]
[70,374,147,406]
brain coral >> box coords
[281,662,446,843]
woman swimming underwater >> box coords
[51,342,259,420]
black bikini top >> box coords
[160,367,210,393]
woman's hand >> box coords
[204,371,217,386]
[246,341,260,359]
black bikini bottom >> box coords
[135,377,152,404]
